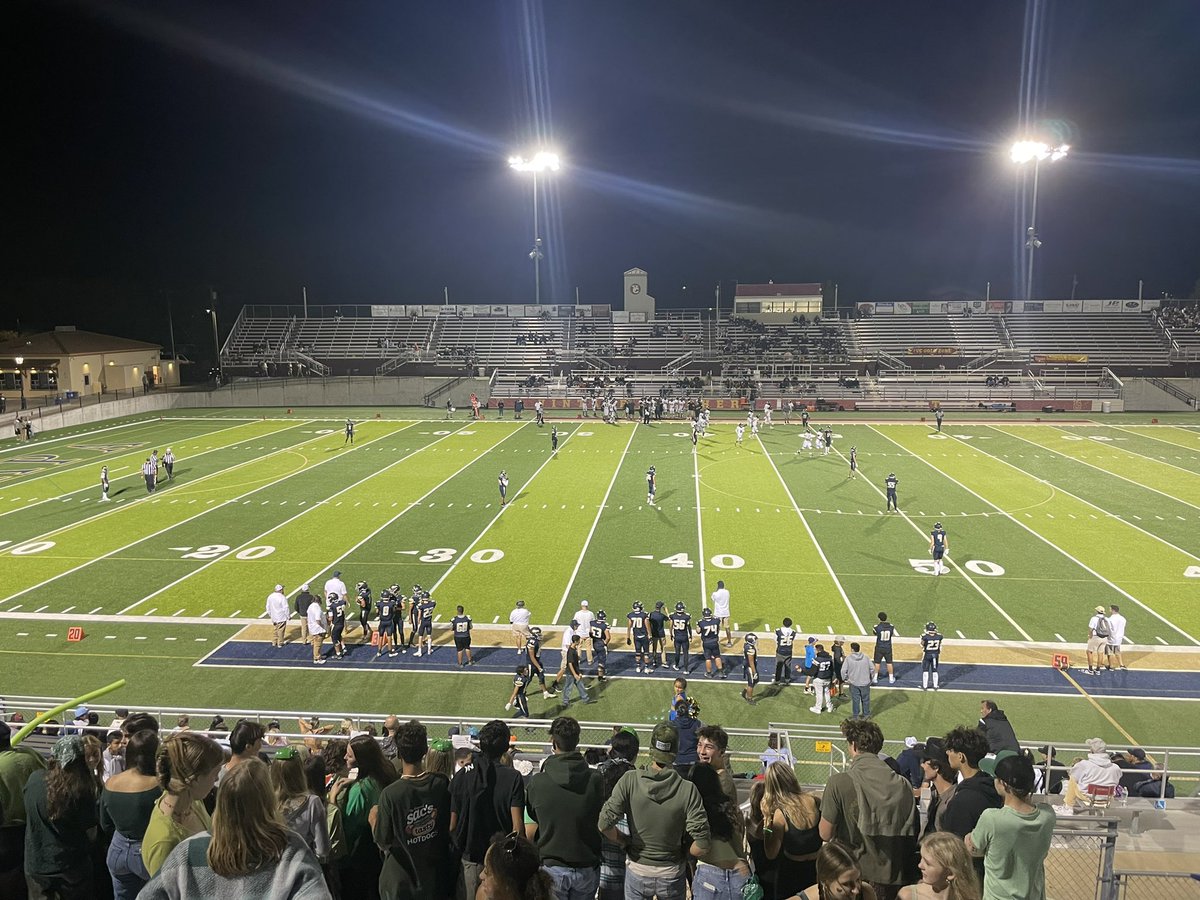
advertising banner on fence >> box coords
[909,347,959,356]
[1032,354,1089,364]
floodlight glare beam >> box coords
[509,149,562,302]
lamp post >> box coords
[508,150,561,303]
[205,304,222,384]
[1011,141,1069,301]
[14,355,26,410]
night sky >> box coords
[6,0,1199,356]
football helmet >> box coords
[926,622,937,633]
[933,522,942,530]
[530,626,542,638]
[675,601,686,613]
[632,601,644,612]
[703,607,713,618]
[745,632,758,644]
[597,610,607,621]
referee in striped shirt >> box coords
[141,458,157,494]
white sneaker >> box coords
[414,650,422,657]
[889,675,895,684]
[809,706,822,714]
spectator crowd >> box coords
[0,701,1176,900]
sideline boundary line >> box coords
[1056,667,1141,744]
[693,432,709,607]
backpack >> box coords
[1094,616,1110,638]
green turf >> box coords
[2,409,1199,752]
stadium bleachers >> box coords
[433,314,567,367]
[1005,313,1171,367]
[848,314,1005,361]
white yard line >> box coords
[0,420,325,547]
[756,433,864,633]
[848,429,1034,641]
[1051,424,1200,478]
[0,419,255,504]
[0,423,419,608]
[553,424,639,624]
[430,426,577,595]
[693,433,709,607]
[871,425,1200,646]
[993,425,1200,519]
[0,417,162,458]
[117,422,482,614]
[288,422,530,601]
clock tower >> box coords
[623,267,655,315]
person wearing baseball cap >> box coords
[266,583,290,648]
[597,723,710,889]
[294,583,315,643]
[967,752,1055,900]
[1085,605,1111,675]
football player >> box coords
[921,621,944,691]
[413,591,436,657]
[847,446,858,480]
[326,592,347,660]
[698,607,726,679]
[627,601,651,673]
[741,632,760,703]
[355,581,373,644]
[646,466,656,506]
[506,665,531,718]
[774,617,796,684]
[375,587,397,658]
[451,605,474,666]
[929,522,948,575]
[670,602,692,672]
[885,473,899,511]
[873,611,896,684]
[589,610,610,681]
[526,627,556,698]
[649,602,669,669]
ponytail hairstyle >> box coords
[483,832,555,900]
[814,840,863,899]
[157,731,224,798]
[45,736,98,821]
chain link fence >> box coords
[1114,871,1200,899]
[1043,817,1117,899]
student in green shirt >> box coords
[966,753,1055,900]
[331,734,396,900]
[142,733,223,877]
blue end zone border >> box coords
[196,638,1200,701]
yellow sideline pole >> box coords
[11,679,128,746]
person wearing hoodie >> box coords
[977,700,1020,754]
[818,719,917,900]
[672,700,702,775]
[1061,738,1123,809]
[526,717,604,900]
[842,642,873,718]
[940,726,1001,885]
[598,723,710,900]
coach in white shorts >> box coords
[510,599,533,653]
[573,600,595,663]
[711,580,732,646]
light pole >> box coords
[508,150,561,303]
[205,304,222,384]
[1011,140,1069,301]
[14,356,26,410]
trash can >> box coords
[1101,400,1112,414]
[1042,405,1054,414]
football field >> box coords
[1,408,1199,750]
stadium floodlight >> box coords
[509,150,562,303]
[1011,141,1070,301]
[14,355,26,410]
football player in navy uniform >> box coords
[551,425,559,452]
[847,446,858,480]
[405,584,423,649]
[929,522,948,576]
[670,602,693,672]
[873,611,896,684]
[698,607,726,679]
[375,587,397,658]
[774,617,796,684]
[921,622,944,691]
[344,419,355,444]
[626,601,651,673]
[506,665,532,718]
[809,644,836,714]
[327,592,347,660]
[100,465,111,502]
[355,581,373,644]
[741,633,760,703]
[801,409,810,429]
[589,610,610,681]
[498,470,509,507]
[413,591,436,657]
[935,407,944,432]
[649,601,669,669]
[885,473,899,512]
[646,466,656,506]
[526,627,556,698]
[451,605,474,667]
